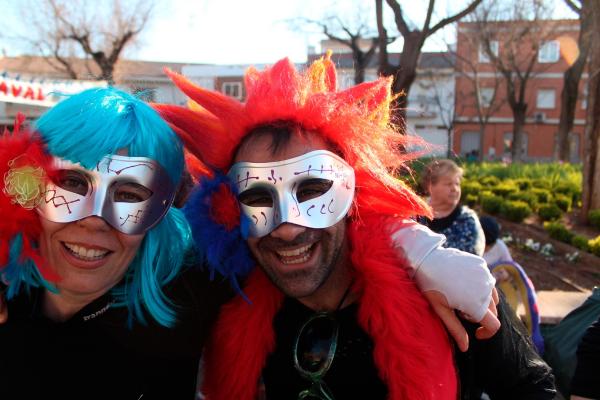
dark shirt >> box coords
[263,297,388,399]
[0,267,231,400]
[421,204,485,256]
[571,317,600,399]
[263,295,555,400]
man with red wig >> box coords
[157,54,554,399]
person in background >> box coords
[570,316,600,400]
[420,159,486,256]
[480,215,514,283]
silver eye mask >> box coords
[37,155,176,235]
[228,150,355,238]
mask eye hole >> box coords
[238,187,273,208]
[113,182,153,203]
[55,170,89,196]
[296,179,333,203]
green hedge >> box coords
[532,188,551,204]
[508,192,538,210]
[491,183,519,197]
[538,204,563,221]
[589,235,600,256]
[479,176,500,187]
[589,209,600,230]
[544,221,574,243]
[461,181,483,198]
[481,193,503,214]
[500,200,531,222]
[554,194,572,213]
[572,235,590,251]
[514,178,533,190]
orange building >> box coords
[454,19,584,162]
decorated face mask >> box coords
[37,155,176,235]
[228,150,355,238]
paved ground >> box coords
[517,290,591,324]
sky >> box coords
[1,0,578,66]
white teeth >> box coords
[64,242,109,261]
[276,244,313,264]
[281,253,310,265]
[276,244,312,257]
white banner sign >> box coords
[0,75,107,107]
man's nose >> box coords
[269,222,306,242]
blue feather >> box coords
[184,172,255,296]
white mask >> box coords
[228,150,355,238]
[37,155,176,235]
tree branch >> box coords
[428,0,483,37]
[564,0,581,14]
[384,0,411,37]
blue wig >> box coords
[5,87,191,327]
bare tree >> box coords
[416,68,458,158]
[14,0,154,83]
[581,0,600,220]
[556,0,592,161]
[375,0,483,125]
[475,0,554,162]
[450,30,506,161]
[293,17,380,84]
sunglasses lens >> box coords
[296,315,337,374]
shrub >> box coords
[555,182,581,203]
[553,194,572,213]
[588,235,600,257]
[508,192,538,210]
[461,181,483,198]
[465,194,479,208]
[514,178,533,190]
[538,204,563,221]
[589,209,600,230]
[532,179,551,189]
[543,221,574,243]
[481,193,503,215]
[500,200,532,222]
[491,183,519,197]
[532,188,551,204]
[571,235,590,252]
[479,176,500,187]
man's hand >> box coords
[424,287,500,352]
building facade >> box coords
[454,19,584,162]
[0,56,191,130]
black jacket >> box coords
[456,295,556,399]
[0,267,230,400]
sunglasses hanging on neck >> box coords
[293,283,353,400]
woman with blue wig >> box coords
[0,87,228,399]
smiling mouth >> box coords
[62,242,111,261]
[275,244,315,265]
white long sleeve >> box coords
[390,220,496,322]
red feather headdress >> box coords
[155,52,432,221]
[0,114,56,280]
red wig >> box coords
[155,52,431,220]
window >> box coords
[582,82,588,110]
[478,88,495,108]
[222,82,242,99]
[538,41,560,63]
[536,89,556,109]
[479,41,499,63]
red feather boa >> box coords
[0,114,56,280]
[202,215,457,400]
